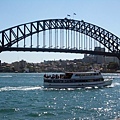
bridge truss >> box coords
[0,19,120,59]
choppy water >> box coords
[0,73,120,120]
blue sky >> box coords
[0,0,120,63]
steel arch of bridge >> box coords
[0,18,120,59]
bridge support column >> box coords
[117,56,120,68]
[0,46,3,53]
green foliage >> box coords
[107,62,119,70]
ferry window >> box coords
[65,73,73,78]
[46,80,49,82]
[100,78,103,81]
[75,74,79,76]
[87,74,89,76]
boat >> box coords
[43,71,113,88]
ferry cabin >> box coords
[44,71,112,88]
[44,71,104,83]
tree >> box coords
[107,62,119,70]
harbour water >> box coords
[0,73,119,120]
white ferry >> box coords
[43,71,113,88]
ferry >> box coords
[43,71,113,88]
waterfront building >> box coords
[94,47,105,64]
[12,61,20,72]
[105,56,119,65]
[83,54,94,64]
[19,60,27,69]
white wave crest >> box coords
[0,75,12,78]
[0,86,43,92]
[113,82,120,86]
[109,82,120,88]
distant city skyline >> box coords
[0,0,120,63]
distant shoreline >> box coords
[0,71,120,73]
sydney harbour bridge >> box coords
[0,18,120,60]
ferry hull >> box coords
[44,79,112,88]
